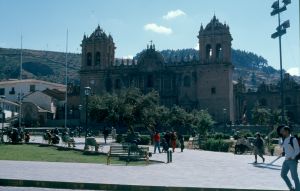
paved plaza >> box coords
[0,136,293,190]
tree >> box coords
[89,88,161,133]
[192,110,214,136]
[252,107,271,125]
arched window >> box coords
[147,74,154,88]
[206,44,212,60]
[183,76,191,87]
[95,52,101,65]
[115,79,121,89]
[259,98,267,107]
[86,52,92,66]
[285,97,292,105]
[105,78,112,92]
[216,44,222,61]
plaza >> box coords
[0,136,292,191]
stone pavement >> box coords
[0,146,292,190]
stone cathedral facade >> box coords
[80,16,235,123]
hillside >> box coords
[0,48,81,84]
[0,47,298,88]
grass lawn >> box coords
[0,144,149,165]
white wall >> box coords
[0,79,65,103]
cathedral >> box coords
[80,16,234,123]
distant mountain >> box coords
[0,48,81,84]
[0,47,298,88]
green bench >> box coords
[107,144,149,165]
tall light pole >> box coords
[84,87,91,139]
[19,35,23,128]
[270,0,291,124]
[0,96,5,143]
[64,29,69,130]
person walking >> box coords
[171,131,177,153]
[178,134,185,152]
[253,132,265,163]
[164,131,171,149]
[153,131,161,154]
[280,126,300,191]
[103,127,109,144]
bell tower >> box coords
[196,16,235,123]
[198,15,232,64]
[81,25,115,70]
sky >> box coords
[0,0,299,76]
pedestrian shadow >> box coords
[248,163,281,171]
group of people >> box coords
[6,128,30,144]
[153,131,185,154]
[43,128,60,144]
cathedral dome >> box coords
[137,43,165,65]
[199,15,230,35]
[83,25,113,42]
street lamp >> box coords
[223,108,227,132]
[270,0,291,124]
[84,87,91,139]
[78,104,82,137]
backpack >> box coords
[289,136,300,160]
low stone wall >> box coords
[0,178,287,191]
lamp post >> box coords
[78,104,82,137]
[84,87,91,139]
[270,0,291,124]
[223,108,227,132]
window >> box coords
[211,87,216,95]
[9,87,15,95]
[206,44,212,60]
[0,88,5,95]
[105,78,112,92]
[183,76,191,87]
[95,52,101,65]
[30,85,36,92]
[285,97,292,105]
[259,98,267,107]
[86,52,92,66]
[115,79,121,89]
[216,44,222,61]
[146,74,154,88]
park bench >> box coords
[107,144,149,165]
[84,137,103,152]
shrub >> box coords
[239,130,254,138]
[116,134,124,143]
[202,138,231,152]
[208,133,230,140]
[138,135,151,145]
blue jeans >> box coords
[281,160,300,191]
[154,141,161,153]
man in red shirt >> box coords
[153,131,161,154]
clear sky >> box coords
[0,0,299,75]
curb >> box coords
[0,178,287,191]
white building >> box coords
[0,79,66,103]
[22,89,65,120]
